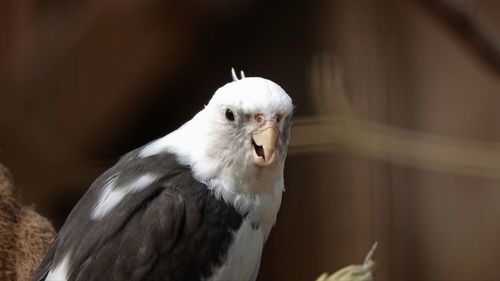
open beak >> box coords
[251,125,280,167]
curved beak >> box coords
[251,125,280,167]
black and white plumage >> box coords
[32,71,293,281]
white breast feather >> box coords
[207,218,264,281]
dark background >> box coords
[2,0,500,280]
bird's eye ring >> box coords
[225,109,235,121]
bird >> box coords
[32,69,294,281]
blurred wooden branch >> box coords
[291,115,500,179]
[290,56,500,179]
[415,0,500,76]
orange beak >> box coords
[251,125,280,167]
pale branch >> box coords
[290,55,500,179]
[290,115,500,179]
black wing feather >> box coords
[32,151,243,281]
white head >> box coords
[141,72,293,201]
[207,75,293,163]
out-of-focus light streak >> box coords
[290,56,500,179]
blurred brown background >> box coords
[2,0,500,280]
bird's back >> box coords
[32,152,249,281]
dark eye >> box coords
[225,109,235,121]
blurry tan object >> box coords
[316,243,377,281]
[290,56,500,179]
[0,163,56,281]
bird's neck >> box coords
[140,110,284,221]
